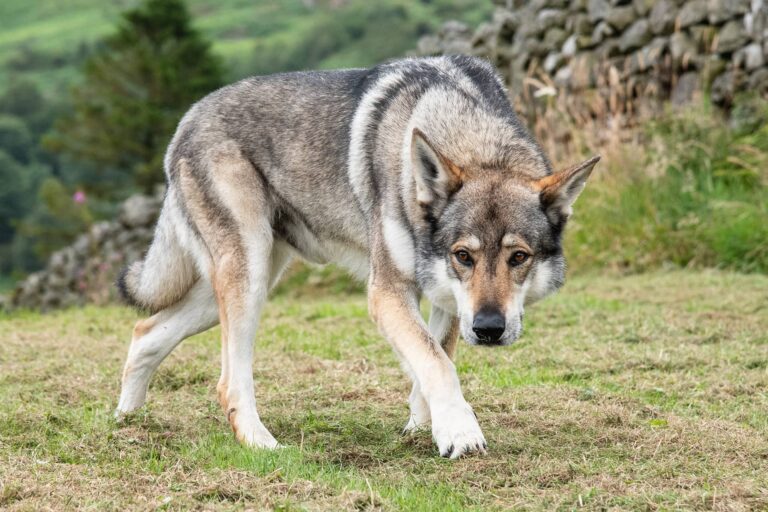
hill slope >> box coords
[0,0,492,96]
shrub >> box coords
[566,96,768,274]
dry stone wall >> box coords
[416,0,768,118]
[7,189,163,311]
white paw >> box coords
[431,401,487,459]
[237,423,280,449]
[230,410,280,449]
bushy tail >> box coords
[117,205,197,313]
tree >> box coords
[45,0,223,195]
[0,115,33,164]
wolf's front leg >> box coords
[403,304,460,433]
[369,277,486,459]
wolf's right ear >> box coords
[411,128,463,207]
[535,155,600,224]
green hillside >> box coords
[0,0,492,96]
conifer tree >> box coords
[46,0,223,194]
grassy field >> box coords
[1,270,767,510]
[0,0,491,95]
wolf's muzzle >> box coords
[472,307,506,345]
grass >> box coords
[0,0,492,96]
[1,270,767,510]
[560,97,768,275]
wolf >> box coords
[115,55,599,459]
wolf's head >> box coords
[411,128,600,346]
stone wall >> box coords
[416,0,768,119]
[7,189,163,311]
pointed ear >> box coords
[411,128,463,206]
[534,155,600,222]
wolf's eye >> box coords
[510,251,529,266]
[454,250,473,266]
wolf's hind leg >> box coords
[116,278,219,416]
[213,230,279,449]
[403,304,460,433]
[215,241,292,417]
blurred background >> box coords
[1,0,766,310]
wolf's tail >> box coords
[117,201,198,313]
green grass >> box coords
[565,97,768,274]
[0,0,492,96]
[2,270,767,510]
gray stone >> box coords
[588,0,610,22]
[519,15,545,38]
[650,0,679,34]
[417,35,442,55]
[47,272,71,291]
[73,234,91,258]
[748,68,768,95]
[533,0,570,8]
[567,13,593,35]
[670,32,697,64]
[579,34,599,49]
[49,251,67,274]
[442,40,474,55]
[523,38,549,56]
[92,221,115,241]
[620,19,652,51]
[678,0,708,28]
[119,194,160,228]
[592,21,615,45]
[554,63,574,87]
[671,72,700,105]
[627,38,667,72]
[562,34,579,57]
[544,52,565,72]
[737,43,764,70]
[544,27,568,47]
[633,0,655,16]
[707,0,749,25]
[493,8,519,39]
[439,20,471,38]
[745,9,767,40]
[605,6,636,30]
[711,71,741,105]
[472,22,497,47]
[717,20,749,53]
[538,9,568,30]
[596,38,621,58]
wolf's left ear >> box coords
[411,128,463,207]
[535,155,600,223]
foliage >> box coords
[14,177,93,264]
[45,0,224,194]
[566,96,768,274]
[0,0,492,93]
[0,115,32,164]
[249,0,488,75]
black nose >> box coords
[472,308,505,344]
